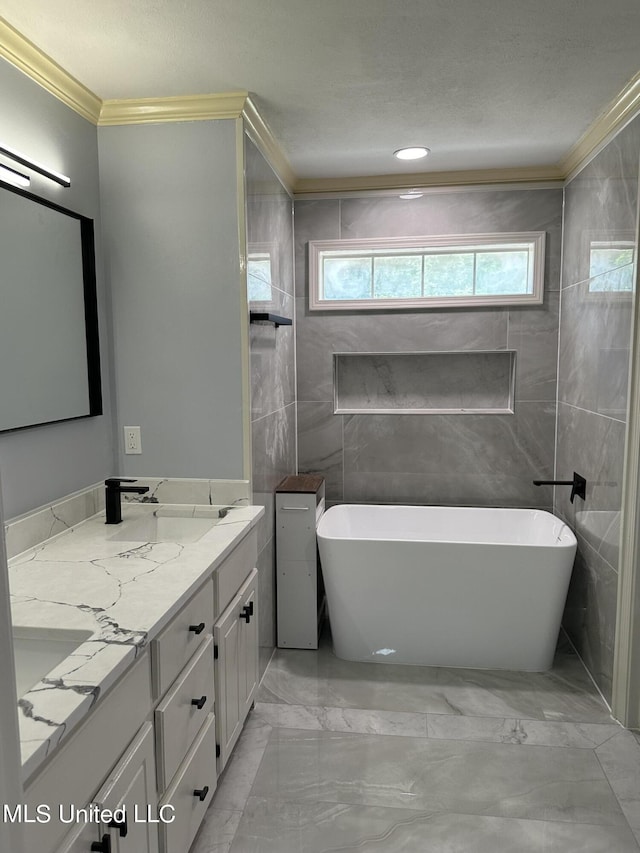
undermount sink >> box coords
[108,507,222,544]
[13,627,93,698]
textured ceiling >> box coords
[2,0,640,178]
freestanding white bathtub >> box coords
[316,505,577,671]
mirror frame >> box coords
[0,180,102,433]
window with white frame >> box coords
[308,232,546,310]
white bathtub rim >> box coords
[317,503,577,549]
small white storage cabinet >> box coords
[276,475,325,649]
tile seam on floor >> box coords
[233,793,632,829]
[594,740,640,836]
[256,701,620,746]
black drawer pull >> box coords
[191,695,207,710]
[91,836,112,853]
[189,622,205,635]
[193,785,209,801]
[108,815,128,837]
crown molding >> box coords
[293,165,564,196]
[242,96,296,194]
[560,70,640,181]
[2,13,640,190]
[99,91,249,126]
[0,17,101,123]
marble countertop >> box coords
[8,502,263,782]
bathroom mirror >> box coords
[0,181,102,433]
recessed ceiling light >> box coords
[399,190,424,200]
[394,147,430,161]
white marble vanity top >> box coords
[8,502,263,781]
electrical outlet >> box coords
[124,426,142,455]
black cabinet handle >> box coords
[189,622,205,634]
[193,785,209,801]
[108,815,128,837]
[91,836,112,853]
[240,605,251,623]
[191,695,207,710]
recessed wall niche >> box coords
[334,351,516,415]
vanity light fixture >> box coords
[0,143,71,187]
[399,190,424,200]
[0,163,30,188]
[393,146,430,161]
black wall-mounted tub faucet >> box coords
[105,478,150,524]
[533,471,586,504]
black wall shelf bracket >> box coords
[249,312,292,328]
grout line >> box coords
[593,746,640,838]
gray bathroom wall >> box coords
[0,59,114,519]
[295,188,562,508]
[245,135,296,676]
[558,117,640,702]
[99,120,246,479]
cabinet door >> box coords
[94,722,159,853]
[238,568,259,721]
[55,823,100,853]
[214,593,242,771]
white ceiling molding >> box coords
[0,16,101,123]
[1,16,640,192]
[560,69,640,182]
[293,166,564,196]
[99,91,249,126]
[242,96,296,195]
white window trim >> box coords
[308,231,546,311]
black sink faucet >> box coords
[105,478,150,524]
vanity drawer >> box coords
[158,712,217,853]
[215,528,257,617]
[25,653,152,853]
[152,578,214,698]
[155,635,215,791]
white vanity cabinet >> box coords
[151,580,216,853]
[214,567,258,770]
[93,722,159,853]
[27,652,154,853]
[55,823,99,853]
[26,520,261,853]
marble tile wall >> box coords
[557,117,640,703]
[295,188,562,508]
[245,135,296,677]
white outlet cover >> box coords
[124,426,142,454]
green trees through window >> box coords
[310,233,545,310]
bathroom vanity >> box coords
[8,499,262,853]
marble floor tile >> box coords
[191,808,243,853]
[209,715,272,812]
[257,636,612,723]
[230,799,640,853]
[426,714,619,747]
[596,730,640,833]
[250,728,626,825]
[253,702,428,737]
